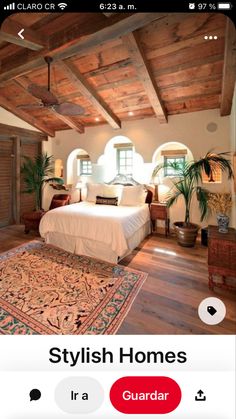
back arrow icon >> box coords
[18,29,25,40]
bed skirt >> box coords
[43,221,151,263]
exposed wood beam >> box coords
[0,123,47,141]
[49,13,165,59]
[50,111,85,133]
[0,96,55,137]
[122,32,168,123]
[0,13,165,84]
[59,60,121,129]
[0,18,47,51]
[220,18,236,116]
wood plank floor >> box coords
[0,225,235,335]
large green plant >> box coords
[21,153,63,211]
[152,151,234,226]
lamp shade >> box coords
[153,175,160,185]
[75,181,83,189]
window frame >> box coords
[116,146,133,175]
[79,159,92,176]
[164,156,186,177]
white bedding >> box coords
[39,202,150,258]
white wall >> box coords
[0,108,39,131]
[46,109,232,227]
[1,105,233,228]
[48,109,230,165]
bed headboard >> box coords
[108,175,153,205]
[107,174,139,186]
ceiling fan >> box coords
[18,56,84,116]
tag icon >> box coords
[207,305,217,316]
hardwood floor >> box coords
[119,234,236,335]
[0,224,39,253]
[0,225,235,335]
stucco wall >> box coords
[0,108,39,131]
[0,105,233,228]
[43,109,232,227]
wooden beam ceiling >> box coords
[220,18,236,116]
[50,111,85,133]
[14,79,85,133]
[0,13,165,84]
[0,96,55,137]
[0,13,229,129]
[0,18,47,51]
[122,32,168,123]
[59,60,121,129]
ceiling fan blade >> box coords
[17,103,43,109]
[28,84,58,105]
[53,102,85,116]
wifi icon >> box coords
[58,2,67,10]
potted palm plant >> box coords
[21,153,63,211]
[152,151,234,247]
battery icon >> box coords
[217,2,232,9]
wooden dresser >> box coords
[208,225,236,291]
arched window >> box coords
[153,141,193,179]
[97,136,145,183]
[77,153,92,176]
[67,148,92,185]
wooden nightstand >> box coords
[150,202,170,237]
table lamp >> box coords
[75,181,83,202]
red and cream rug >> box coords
[0,241,147,335]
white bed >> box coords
[39,201,151,263]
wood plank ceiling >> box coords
[0,12,235,137]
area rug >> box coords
[0,241,147,335]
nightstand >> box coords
[150,202,170,237]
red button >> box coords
[110,376,181,414]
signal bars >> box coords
[4,3,15,10]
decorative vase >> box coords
[216,213,229,233]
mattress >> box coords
[39,202,151,262]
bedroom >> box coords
[0,11,235,336]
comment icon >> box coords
[29,389,41,402]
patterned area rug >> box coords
[0,241,147,335]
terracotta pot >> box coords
[174,221,199,247]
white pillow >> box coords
[102,184,123,204]
[86,183,104,202]
[120,185,147,206]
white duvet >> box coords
[39,202,150,257]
